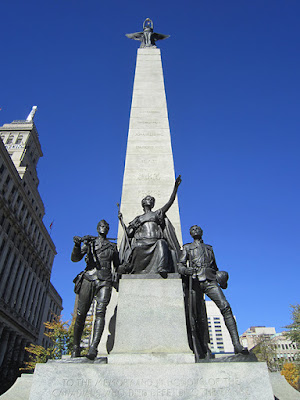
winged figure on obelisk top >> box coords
[126,18,169,48]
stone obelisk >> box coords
[118,36,182,245]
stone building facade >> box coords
[38,283,63,350]
[0,110,62,394]
[240,326,299,369]
[240,326,277,350]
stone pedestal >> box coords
[110,274,193,360]
[29,361,274,400]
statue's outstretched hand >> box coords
[175,175,182,188]
[73,236,82,245]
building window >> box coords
[16,134,23,144]
[6,134,14,144]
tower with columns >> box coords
[0,108,62,395]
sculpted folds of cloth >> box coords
[118,176,181,276]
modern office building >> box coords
[206,300,234,355]
[0,108,62,394]
[272,332,299,364]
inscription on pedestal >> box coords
[30,362,274,400]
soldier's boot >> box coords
[86,318,105,360]
[71,316,85,358]
[222,308,249,355]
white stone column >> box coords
[33,286,45,328]
[11,189,19,210]
[24,275,38,320]
[0,250,16,298]
[15,266,29,313]
[20,271,34,316]
[118,48,182,245]
[30,281,42,326]
[3,255,21,303]
[26,215,32,233]
[16,199,24,218]
[0,240,10,274]
[9,262,25,308]
[21,208,28,225]
[35,290,46,330]
[4,179,13,201]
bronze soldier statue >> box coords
[178,225,248,359]
[118,176,181,276]
[71,220,119,360]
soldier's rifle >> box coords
[188,252,200,362]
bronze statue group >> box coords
[71,176,248,361]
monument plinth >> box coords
[109,274,194,364]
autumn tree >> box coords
[21,314,92,372]
[281,304,300,391]
[281,362,300,391]
[251,335,279,371]
[284,304,300,363]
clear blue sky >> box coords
[1,0,299,335]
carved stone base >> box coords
[28,360,274,400]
